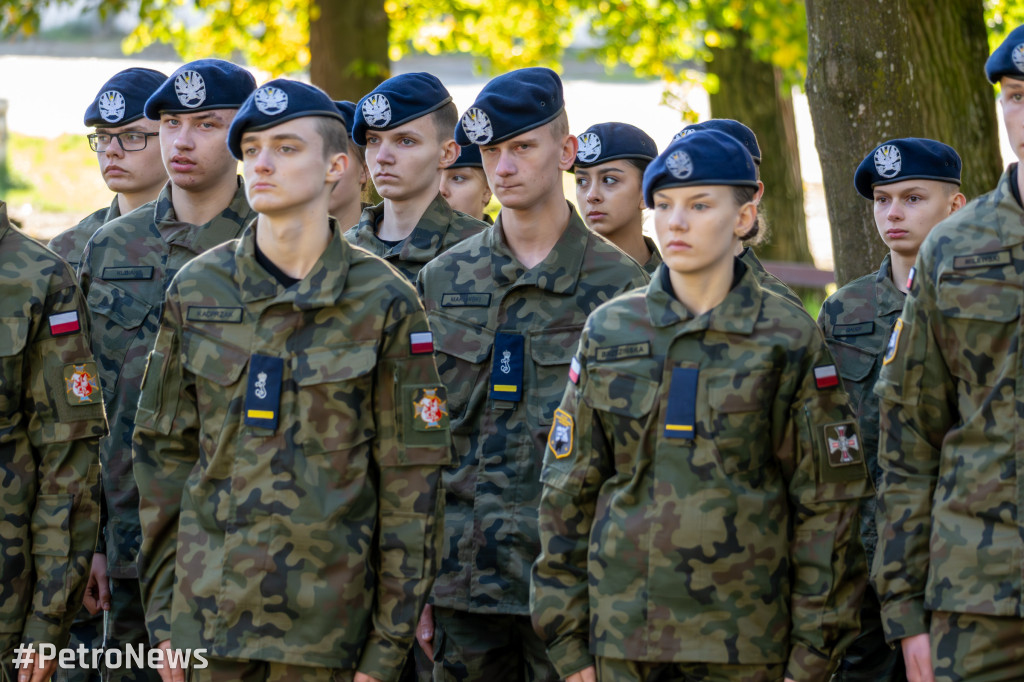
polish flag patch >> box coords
[410,331,434,354]
[906,266,916,291]
[568,356,581,384]
[49,311,81,336]
[814,364,839,389]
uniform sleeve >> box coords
[530,328,609,678]
[872,252,949,643]
[20,270,105,646]
[133,290,196,645]
[357,293,452,682]
[782,332,873,681]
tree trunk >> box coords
[709,30,813,264]
[308,0,390,101]
[805,0,921,286]
[906,0,1002,201]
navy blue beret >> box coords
[334,100,356,138]
[352,72,452,146]
[144,59,256,119]
[674,119,761,164]
[456,67,564,146]
[84,68,167,127]
[986,25,1024,84]
[642,129,757,207]
[227,79,346,160]
[573,122,658,169]
[449,144,483,169]
[854,137,962,199]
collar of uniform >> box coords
[399,192,458,263]
[991,166,1024,242]
[0,202,10,242]
[874,253,905,315]
[103,195,122,224]
[234,217,351,308]
[645,258,761,335]
[347,202,386,254]
[487,201,587,293]
[156,177,252,253]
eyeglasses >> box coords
[87,132,159,152]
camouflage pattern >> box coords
[428,607,555,682]
[79,179,254,581]
[740,246,804,308]
[134,220,450,681]
[49,198,121,272]
[189,658,355,682]
[344,193,487,283]
[818,255,907,682]
[0,202,104,664]
[416,204,649,617]
[594,657,786,682]
[531,262,872,681]
[641,235,662,275]
[874,168,1024,645]
[929,611,1024,682]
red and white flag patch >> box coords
[49,311,81,336]
[568,356,581,384]
[814,364,839,389]
[410,331,434,354]
[906,266,916,291]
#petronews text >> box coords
[12,643,209,670]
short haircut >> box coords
[315,116,349,159]
[431,101,460,143]
[550,109,570,140]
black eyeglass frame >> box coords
[87,131,159,152]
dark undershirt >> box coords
[254,239,301,288]
[1011,163,1022,209]
[374,212,405,250]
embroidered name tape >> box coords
[441,292,491,307]
[244,354,283,430]
[833,322,874,337]
[596,341,651,362]
[187,306,244,323]
[490,332,524,402]
[102,266,154,280]
[49,311,81,336]
[664,367,698,440]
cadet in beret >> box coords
[818,138,964,682]
[874,25,1024,682]
[328,100,371,230]
[416,66,649,682]
[77,59,257,682]
[573,121,660,273]
[49,68,168,272]
[439,143,493,223]
[134,78,449,682]
[345,72,487,283]
[532,129,872,682]
[0,201,104,682]
[676,119,803,307]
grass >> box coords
[1,132,109,213]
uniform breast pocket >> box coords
[86,280,153,397]
[705,368,778,475]
[826,339,878,413]
[0,316,29,419]
[294,342,378,454]
[431,312,494,429]
[583,366,659,475]
[936,277,1021,387]
[527,326,583,429]
[181,331,249,455]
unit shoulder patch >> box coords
[64,363,101,405]
[548,408,574,459]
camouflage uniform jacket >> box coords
[417,204,650,615]
[817,254,904,569]
[532,262,872,681]
[133,220,450,680]
[344,193,487,283]
[874,167,1024,643]
[79,179,255,575]
[0,201,105,647]
[642,235,662,275]
[741,246,804,308]
[48,197,121,271]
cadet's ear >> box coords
[949,191,967,213]
[558,135,579,172]
[439,140,460,170]
[754,180,765,204]
[326,151,349,185]
[733,200,757,238]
